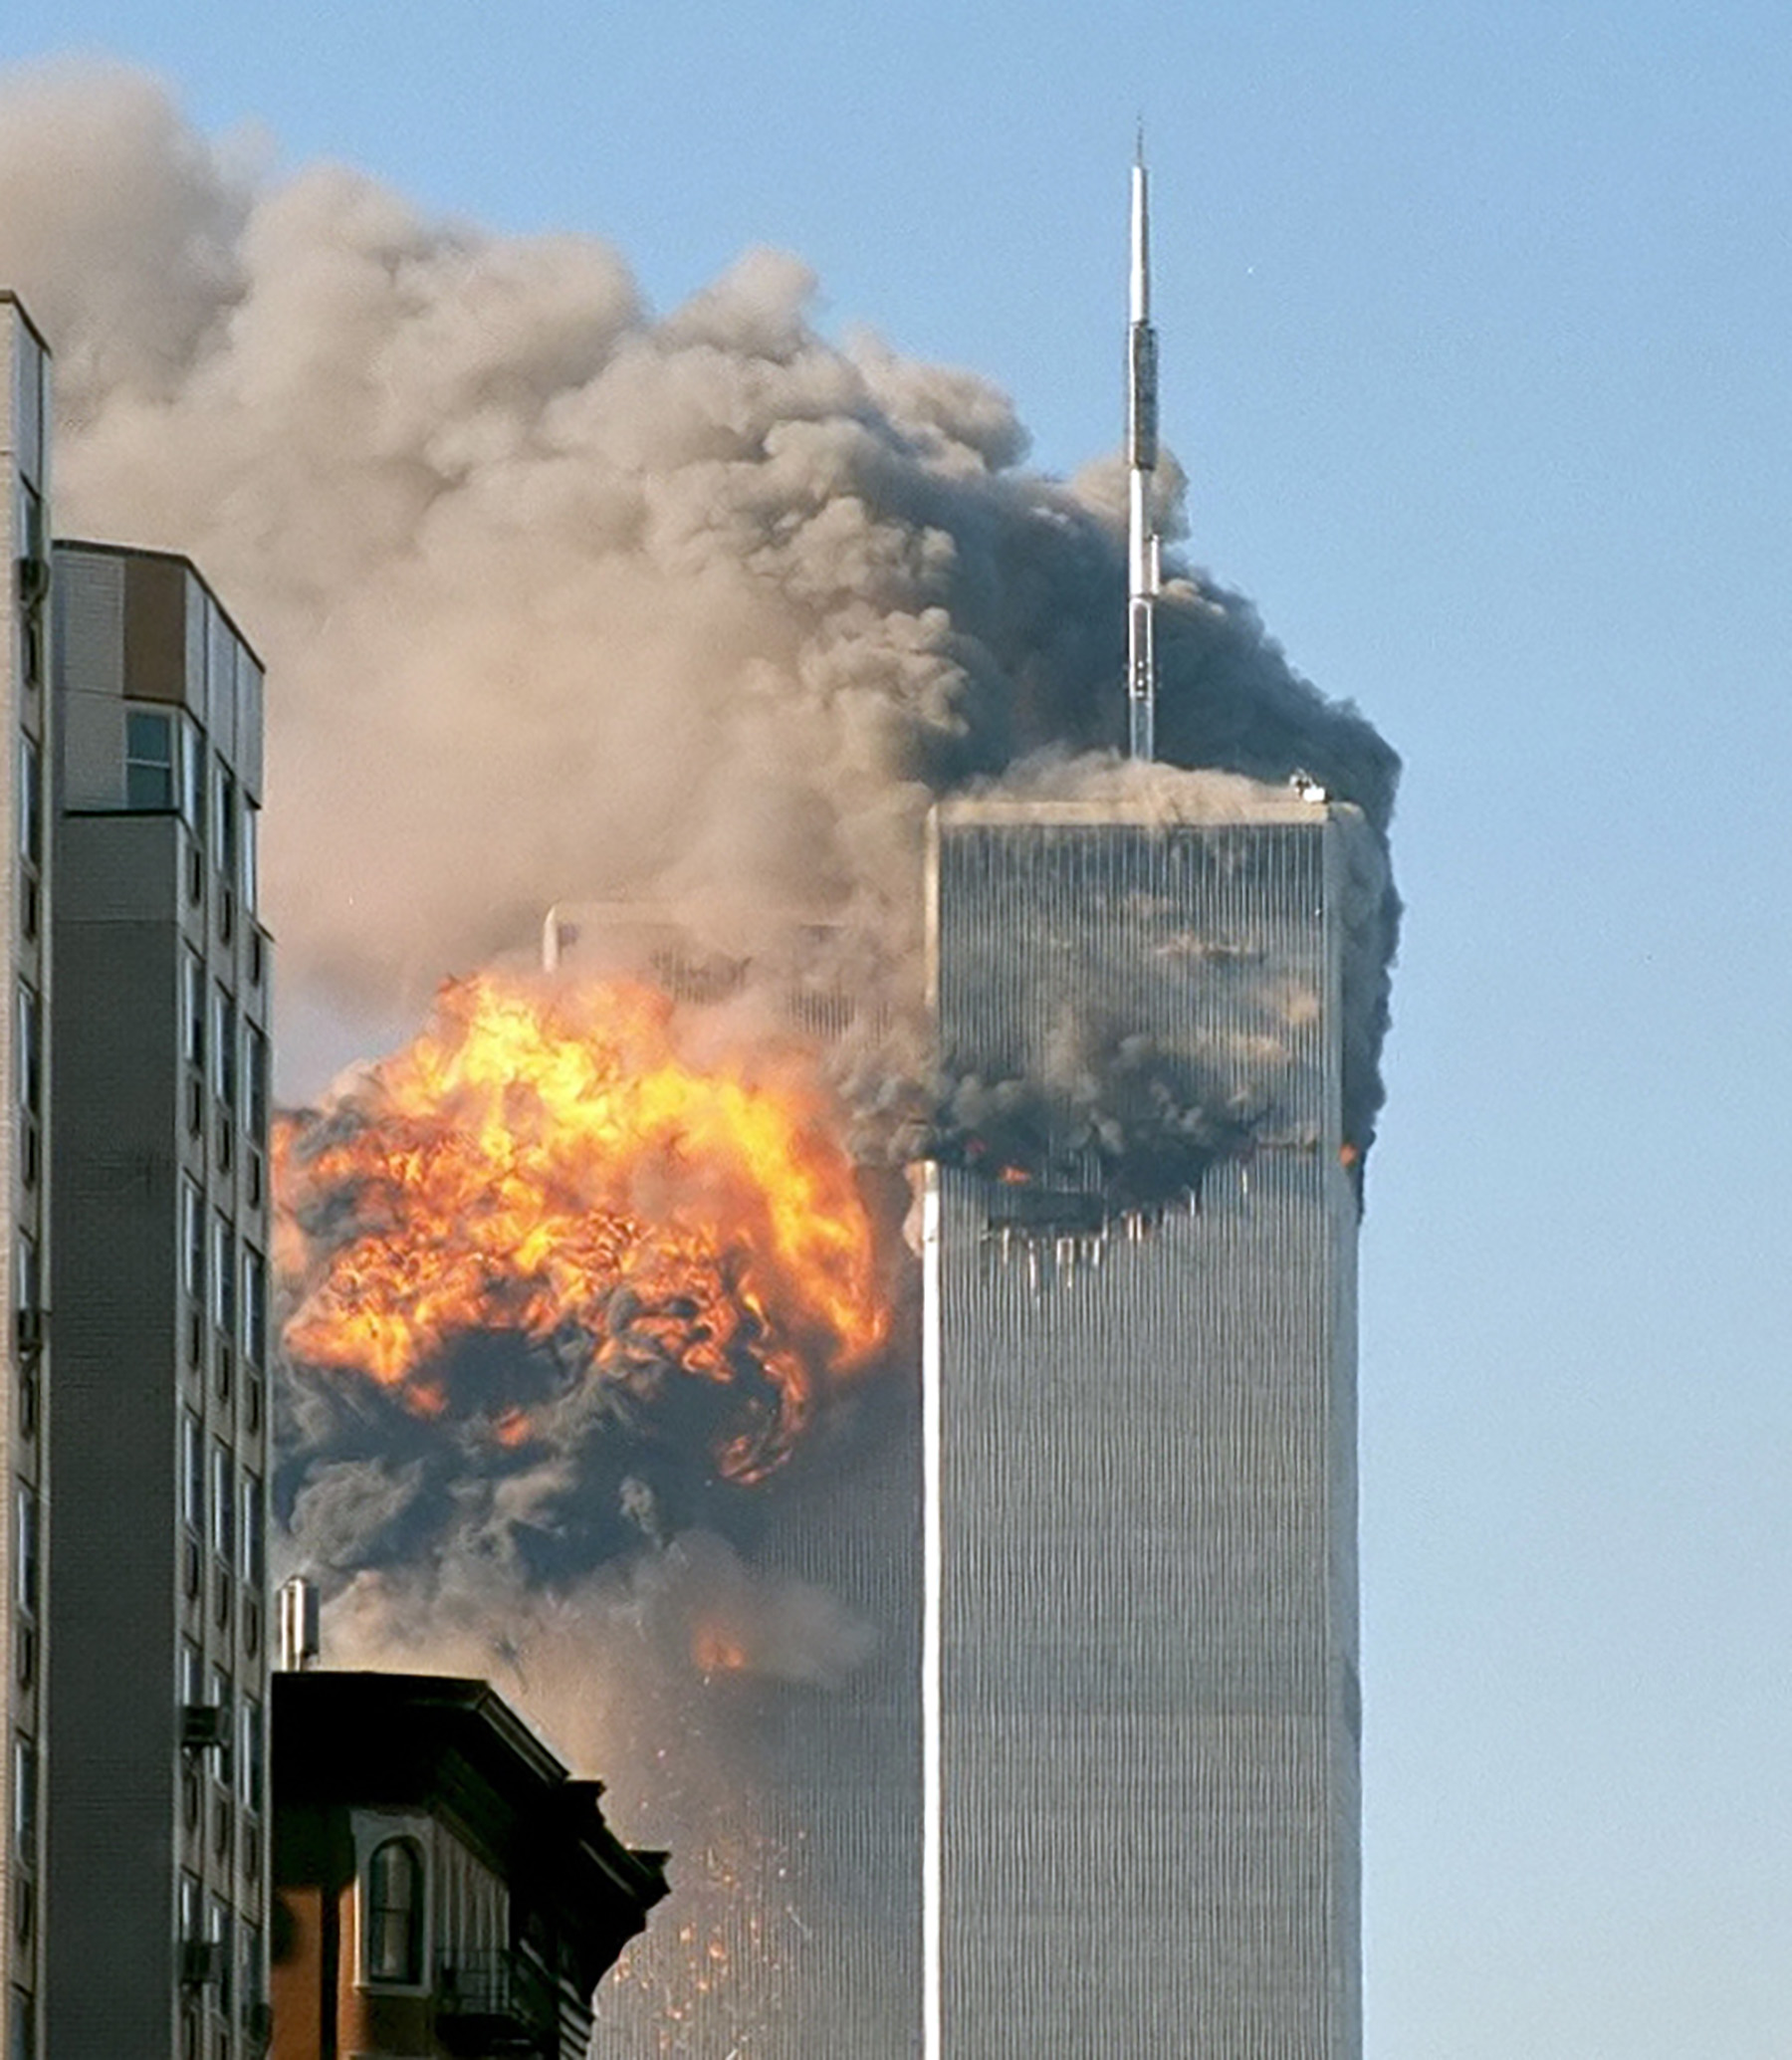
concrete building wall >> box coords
[0,291,53,2060]
[48,545,273,2060]
[924,799,1362,2060]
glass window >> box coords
[213,1216,235,1334]
[212,761,236,877]
[212,988,237,1109]
[209,1667,233,1784]
[242,801,259,914]
[14,1487,35,1620]
[16,481,43,567]
[183,1181,204,1299]
[15,483,45,692]
[13,1483,35,1623]
[241,1473,264,1588]
[184,955,205,1068]
[246,1028,268,1138]
[15,986,39,1116]
[124,710,176,810]
[241,1922,263,2015]
[9,1983,34,2060]
[181,1639,204,1707]
[16,1233,38,1322]
[210,1444,234,1562]
[179,1870,201,1942]
[17,734,39,869]
[240,1700,263,1813]
[182,1415,204,1534]
[244,1249,266,1366]
[366,1839,423,1983]
[208,1896,233,2012]
[13,1736,35,1862]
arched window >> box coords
[366,1839,423,1984]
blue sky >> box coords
[9,3,1792,2052]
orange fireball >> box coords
[276,974,886,1482]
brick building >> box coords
[271,1671,667,2059]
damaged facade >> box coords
[924,787,1364,2059]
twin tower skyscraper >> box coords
[919,149,1366,2058]
[597,148,1372,2060]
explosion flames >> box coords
[276,974,887,1485]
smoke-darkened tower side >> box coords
[924,790,1362,2059]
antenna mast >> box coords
[1126,134,1160,761]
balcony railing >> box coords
[434,1949,557,2056]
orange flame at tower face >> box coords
[276,975,888,1483]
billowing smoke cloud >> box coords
[0,63,1395,1056]
[0,60,1398,2050]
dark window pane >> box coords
[366,1840,422,1983]
[124,711,175,810]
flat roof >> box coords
[0,291,51,354]
[935,790,1355,830]
[55,537,266,672]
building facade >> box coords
[0,291,53,2060]
[924,791,1364,2059]
[47,544,273,2059]
[271,1671,668,2060]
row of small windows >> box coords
[16,983,39,1117]
[17,731,43,946]
[178,1869,262,2021]
[180,1418,265,1589]
[12,1735,33,1867]
[10,422,48,1967]
[8,406,48,2026]
[12,1480,37,1699]
[178,1646,265,1815]
[14,476,47,692]
[181,1186,269,1366]
[14,1486,36,1625]
[14,1234,41,1440]
[184,959,269,1133]
[16,984,41,1194]
[16,734,40,872]
[122,709,260,913]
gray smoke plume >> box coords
[1,60,1398,2052]
[0,65,1396,1062]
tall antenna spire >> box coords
[1126,135,1160,761]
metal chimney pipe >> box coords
[278,1574,321,1673]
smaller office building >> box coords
[2,286,54,2060]
[48,542,273,2060]
[271,1672,668,2060]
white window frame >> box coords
[349,1811,436,1996]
